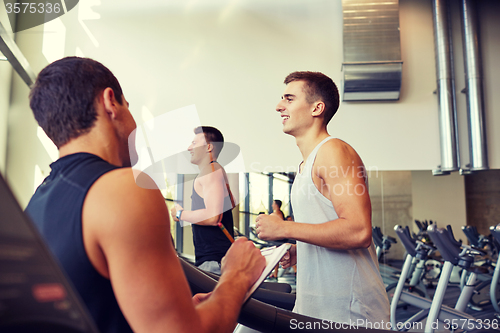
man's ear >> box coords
[206,143,214,153]
[311,102,326,118]
[101,87,119,119]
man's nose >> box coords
[276,100,285,112]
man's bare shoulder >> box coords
[317,138,361,165]
[312,139,366,183]
[198,163,226,185]
[97,168,159,191]
[99,167,134,184]
[86,168,167,222]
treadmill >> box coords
[0,174,99,333]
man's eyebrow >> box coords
[283,94,295,99]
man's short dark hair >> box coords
[194,126,224,158]
[284,71,340,125]
[29,57,123,148]
[274,199,282,208]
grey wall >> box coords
[370,171,413,260]
[412,170,467,237]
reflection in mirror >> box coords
[238,172,295,239]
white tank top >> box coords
[291,136,390,325]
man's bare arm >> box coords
[256,140,372,250]
[171,169,227,226]
[83,168,265,333]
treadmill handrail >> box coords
[179,256,386,332]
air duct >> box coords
[460,0,488,172]
[341,0,402,101]
[431,0,460,176]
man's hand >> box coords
[192,292,212,306]
[279,244,297,269]
[255,214,289,241]
[220,238,266,288]
[170,203,184,222]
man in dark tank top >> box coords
[25,57,265,333]
[171,126,235,274]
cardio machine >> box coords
[391,224,487,332]
[490,224,500,314]
[460,225,497,311]
[372,226,401,288]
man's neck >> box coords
[196,157,217,175]
[58,130,123,167]
[294,126,330,162]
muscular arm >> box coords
[173,168,228,226]
[83,168,264,333]
[257,140,372,250]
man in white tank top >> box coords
[256,72,390,328]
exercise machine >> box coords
[391,224,485,332]
[490,224,500,313]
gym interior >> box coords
[1,0,500,332]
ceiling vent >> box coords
[341,0,402,101]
